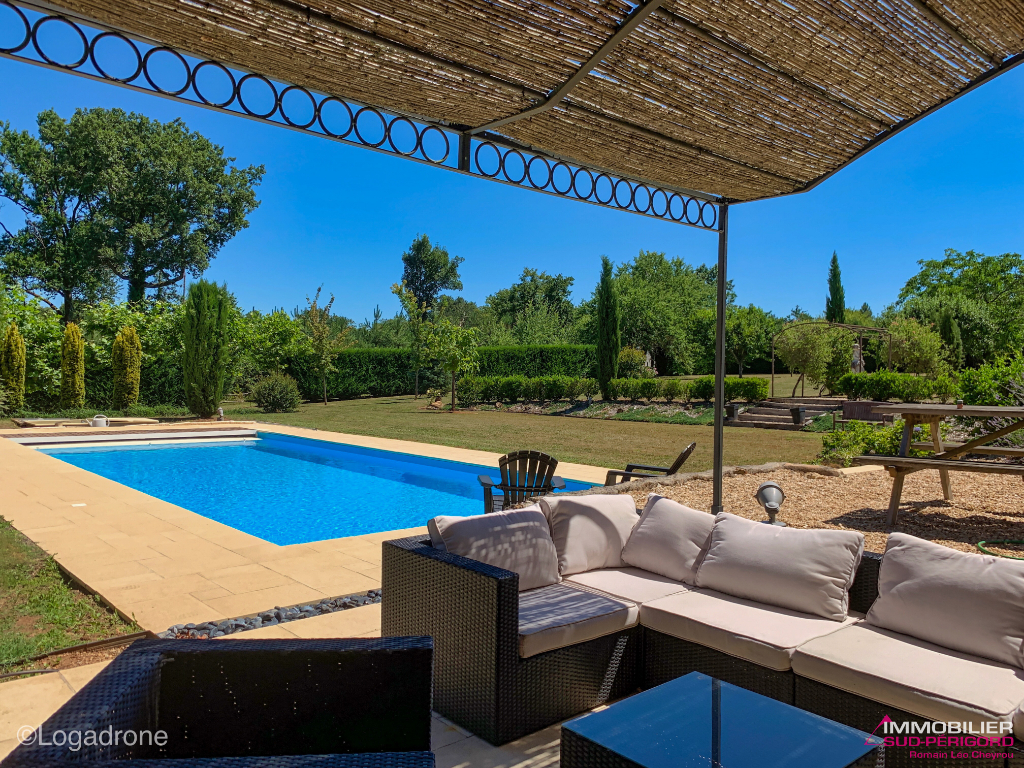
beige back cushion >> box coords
[867,533,1024,668]
[621,495,714,584]
[428,505,559,591]
[694,513,864,621]
[539,494,640,576]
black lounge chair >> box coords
[604,442,697,486]
[478,450,565,513]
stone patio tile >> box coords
[284,604,381,638]
[357,527,428,545]
[199,583,328,620]
[202,563,293,594]
[141,540,251,575]
[433,717,562,768]
[217,624,298,639]
[56,543,165,569]
[104,514,184,537]
[262,553,379,595]
[432,714,473,751]
[191,586,233,601]
[0,671,74,741]
[241,542,319,562]
[126,594,216,630]
[104,573,219,606]
[320,539,386,565]
[60,661,112,692]
[344,561,382,580]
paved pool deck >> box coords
[0,421,609,633]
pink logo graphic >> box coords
[867,715,895,745]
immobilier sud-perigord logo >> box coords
[869,715,1015,761]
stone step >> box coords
[725,419,807,431]
[745,406,828,418]
[765,397,845,408]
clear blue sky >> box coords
[1,55,1022,323]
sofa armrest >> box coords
[381,537,520,744]
[849,550,883,615]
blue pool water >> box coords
[42,433,592,545]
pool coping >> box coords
[0,421,611,633]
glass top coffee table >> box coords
[561,673,883,768]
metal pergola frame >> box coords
[1,0,1021,512]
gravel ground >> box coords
[626,468,1024,556]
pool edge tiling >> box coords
[0,422,612,633]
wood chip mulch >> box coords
[627,469,1024,555]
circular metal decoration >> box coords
[699,200,717,229]
[192,60,237,108]
[352,107,388,148]
[89,31,143,83]
[0,2,32,54]
[279,85,317,129]
[417,126,450,164]
[526,156,551,190]
[632,184,652,214]
[142,46,191,96]
[500,149,527,184]
[593,174,614,205]
[236,73,278,119]
[612,178,634,209]
[650,189,669,218]
[474,142,501,178]
[386,116,419,156]
[572,167,595,199]
[32,15,89,69]
[550,162,573,196]
[316,96,354,138]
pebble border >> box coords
[157,589,382,639]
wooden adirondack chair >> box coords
[604,442,697,486]
[478,450,566,513]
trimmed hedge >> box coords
[690,376,768,403]
[476,345,596,378]
[836,371,956,403]
[288,348,425,400]
[457,375,599,405]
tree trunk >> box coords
[61,291,75,325]
[322,375,327,405]
[737,360,744,377]
[450,371,456,412]
[127,275,147,305]
[791,373,803,398]
[415,368,420,399]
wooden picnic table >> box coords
[851,403,1024,527]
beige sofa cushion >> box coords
[428,506,559,591]
[620,495,714,584]
[565,567,691,604]
[640,587,858,671]
[793,622,1024,731]
[694,513,864,621]
[867,533,1024,668]
[539,494,639,576]
[518,583,639,658]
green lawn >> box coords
[224,395,823,471]
[0,518,138,671]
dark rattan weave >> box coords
[1,638,434,768]
[382,537,639,745]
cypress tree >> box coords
[938,309,964,369]
[0,323,26,411]
[825,251,846,324]
[596,256,621,400]
[112,326,142,410]
[60,322,86,409]
[182,280,230,418]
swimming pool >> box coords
[42,433,593,545]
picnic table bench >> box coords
[850,403,1024,527]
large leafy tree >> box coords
[487,268,575,327]
[0,110,118,323]
[898,249,1024,355]
[825,252,845,324]
[93,109,263,303]
[400,234,463,315]
[726,305,776,377]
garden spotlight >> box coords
[754,481,787,526]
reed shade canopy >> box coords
[26,0,1024,204]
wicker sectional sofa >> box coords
[382,495,1024,768]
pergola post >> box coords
[712,204,729,514]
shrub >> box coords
[958,356,1024,406]
[637,378,661,402]
[661,378,684,403]
[499,375,528,403]
[0,322,26,411]
[541,375,572,401]
[604,378,621,401]
[617,348,648,379]
[691,376,714,402]
[456,376,481,405]
[476,345,596,378]
[111,326,142,410]
[933,372,957,404]
[688,376,765,402]
[251,371,302,412]
[60,322,86,410]
[818,419,934,467]
[580,378,599,401]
